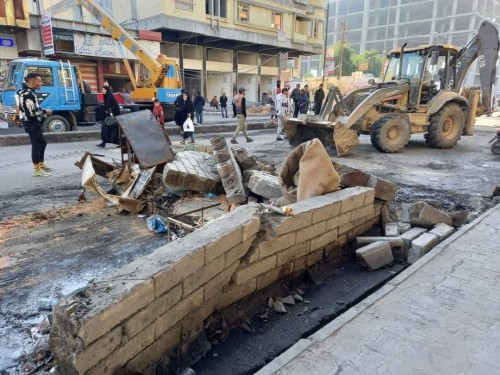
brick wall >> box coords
[50,187,377,375]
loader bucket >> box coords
[333,123,360,157]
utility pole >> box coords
[337,22,346,80]
[36,0,45,59]
[321,2,330,84]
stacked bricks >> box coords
[162,151,221,193]
[49,187,379,374]
[49,205,261,375]
[210,136,247,204]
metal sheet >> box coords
[117,110,175,168]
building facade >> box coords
[1,0,326,103]
[302,0,500,84]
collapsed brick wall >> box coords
[50,187,378,375]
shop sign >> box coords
[41,14,55,55]
[74,33,136,60]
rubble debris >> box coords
[401,201,453,228]
[429,223,455,241]
[268,297,274,308]
[256,160,276,175]
[399,227,427,241]
[273,300,287,314]
[407,232,440,263]
[281,295,296,306]
[231,145,260,171]
[277,138,340,206]
[244,170,282,199]
[172,143,213,154]
[210,136,247,205]
[450,210,469,228]
[341,170,398,202]
[163,151,222,193]
[146,215,168,233]
[384,222,399,237]
[240,322,253,333]
[356,241,394,271]
[481,183,500,199]
[397,222,411,234]
[356,236,406,250]
[293,294,304,302]
[381,204,398,224]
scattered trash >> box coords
[146,215,167,233]
[205,192,217,199]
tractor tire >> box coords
[42,115,70,133]
[491,140,500,155]
[425,103,464,149]
[370,114,411,153]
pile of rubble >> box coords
[339,168,468,270]
[247,105,272,114]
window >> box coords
[307,21,319,38]
[206,0,227,17]
[57,68,74,88]
[176,0,194,11]
[272,13,282,30]
[237,2,249,22]
[23,67,54,86]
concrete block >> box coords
[276,241,311,266]
[356,236,408,259]
[210,136,246,204]
[74,326,122,373]
[367,175,399,202]
[340,191,367,213]
[401,201,453,228]
[341,170,370,187]
[155,288,204,338]
[183,254,226,297]
[163,151,221,193]
[381,203,398,224]
[265,212,313,236]
[356,241,394,271]
[204,261,240,301]
[351,205,374,221]
[397,222,411,234]
[234,256,277,285]
[326,212,352,231]
[296,221,327,242]
[306,248,324,267]
[231,145,260,171]
[225,236,256,268]
[310,229,338,251]
[451,210,469,228]
[244,170,282,199]
[384,222,400,237]
[257,263,294,290]
[311,200,341,224]
[399,227,427,241]
[411,232,440,255]
[258,232,296,259]
[429,223,455,241]
[481,183,500,198]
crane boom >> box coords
[76,0,171,87]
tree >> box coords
[353,50,383,77]
[332,41,356,76]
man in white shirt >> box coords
[276,87,290,141]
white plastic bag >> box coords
[183,117,194,132]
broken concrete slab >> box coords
[401,201,453,228]
[231,145,260,171]
[172,143,213,155]
[244,170,282,199]
[397,222,411,234]
[163,151,222,193]
[356,241,394,271]
[451,210,469,228]
[384,222,399,237]
[356,236,408,260]
[281,295,296,306]
[381,204,398,225]
[481,184,500,199]
[409,232,439,257]
[429,223,455,241]
[399,227,427,241]
[273,301,287,314]
[341,170,398,202]
[210,136,247,205]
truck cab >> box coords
[1,59,84,132]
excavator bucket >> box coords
[333,123,360,157]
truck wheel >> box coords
[42,115,70,133]
[370,114,410,153]
[491,140,500,155]
[426,103,464,148]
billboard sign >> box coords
[41,14,55,55]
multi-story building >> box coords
[302,0,500,85]
[1,0,326,103]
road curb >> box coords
[255,203,500,375]
[0,121,275,147]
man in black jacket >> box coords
[220,92,228,118]
[18,72,53,177]
[314,84,325,115]
[291,83,301,118]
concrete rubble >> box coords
[356,241,394,271]
[341,170,398,202]
[401,201,453,227]
[244,170,282,199]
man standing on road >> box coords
[231,87,253,144]
[220,92,228,118]
[291,83,301,118]
[314,84,325,115]
[275,87,290,141]
[18,72,53,177]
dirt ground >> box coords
[0,124,499,371]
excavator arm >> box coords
[446,20,499,113]
[76,0,171,88]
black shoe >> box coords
[276,137,284,141]
[96,143,105,148]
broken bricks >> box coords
[244,170,282,199]
[356,241,394,271]
[341,170,398,202]
[401,201,453,228]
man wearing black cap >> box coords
[231,87,253,144]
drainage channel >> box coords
[187,260,407,375]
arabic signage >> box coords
[0,0,30,28]
[74,33,138,60]
[325,46,335,76]
[41,14,54,55]
[0,32,18,59]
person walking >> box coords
[299,88,309,114]
[174,90,194,139]
[152,98,165,131]
[232,91,237,117]
[220,92,228,118]
[275,87,290,141]
[180,116,195,144]
[231,87,253,144]
[314,83,325,115]
[291,83,301,118]
[304,84,311,112]
[193,91,205,124]
[97,85,121,148]
[18,72,53,177]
